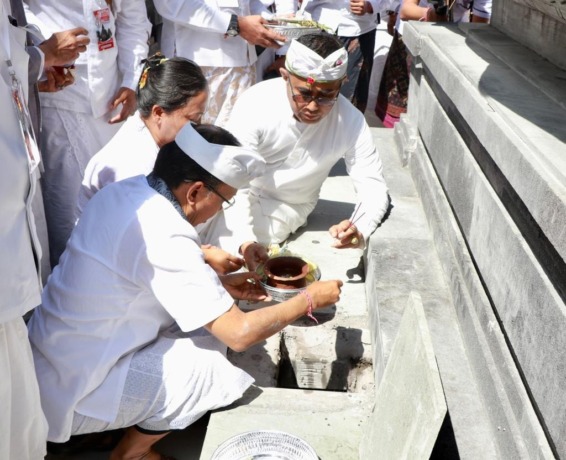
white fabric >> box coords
[285,39,348,82]
[41,106,121,266]
[0,5,48,456]
[71,327,253,434]
[201,64,256,127]
[207,77,389,251]
[78,111,158,216]
[24,0,151,118]
[153,0,257,67]
[305,0,382,37]
[0,318,48,460]
[0,0,43,321]
[28,175,236,442]
[175,122,266,189]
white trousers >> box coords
[0,317,48,460]
[71,327,253,434]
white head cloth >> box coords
[175,123,265,189]
[285,39,348,82]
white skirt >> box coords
[40,106,121,267]
[200,65,256,128]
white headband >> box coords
[285,39,348,82]
[175,123,265,189]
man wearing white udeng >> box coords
[200,33,390,255]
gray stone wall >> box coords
[491,0,566,70]
[398,21,566,458]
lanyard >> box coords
[1,6,41,173]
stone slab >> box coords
[366,129,497,458]
[360,292,446,459]
[492,0,566,71]
[199,387,371,460]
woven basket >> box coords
[211,430,318,460]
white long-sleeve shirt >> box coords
[225,77,389,245]
[154,0,258,67]
[24,0,150,118]
[0,0,44,321]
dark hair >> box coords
[137,54,207,118]
[152,124,241,190]
[296,32,344,59]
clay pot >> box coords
[264,256,309,290]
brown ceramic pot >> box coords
[264,256,309,289]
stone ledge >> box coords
[403,22,566,265]
[199,387,371,460]
[367,129,497,458]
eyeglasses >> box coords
[205,185,235,210]
[183,180,236,210]
[287,79,339,107]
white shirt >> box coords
[0,0,43,321]
[225,77,389,243]
[28,175,235,442]
[154,0,257,67]
[78,112,158,216]
[24,0,151,118]
[306,0,382,37]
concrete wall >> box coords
[398,22,566,458]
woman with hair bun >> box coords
[77,54,208,216]
[78,54,254,274]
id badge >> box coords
[9,67,40,173]
[93,7,115,51]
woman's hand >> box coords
[220,272,271,302]
[240,241,269,272]
[202,244,245,275]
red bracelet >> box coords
[302,290,318,324]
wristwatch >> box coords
[225,14,240,37]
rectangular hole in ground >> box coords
[276,333,371,392]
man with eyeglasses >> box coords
[27,122,343,458]
[200,32,389,259]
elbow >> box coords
[224,320,257,353]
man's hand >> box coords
[38,66,74,92]
[240,241,269,272]
[329,219,364,249]
[305,279,343,311]
[220,272,271,302]
[238,16,286,48]
[108,87,136,124]
[350,0,373,15]
[202,244,245,275]
[39,27,89,68]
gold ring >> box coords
[350,237,359,245]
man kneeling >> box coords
[28,123,342,460]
